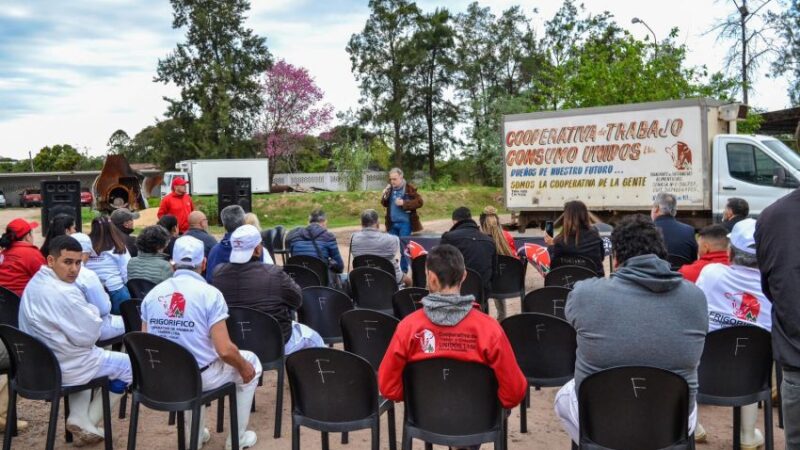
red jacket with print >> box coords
[157,192,194,233]
[378,305,527,409]
[679,250,730,283]
[0,242,45,297]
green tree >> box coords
[773,0,800,104]
[31,145,84,171]
[156,0,272,159]
[106,129,132,155]
[333,133,372,192]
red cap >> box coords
[171,177,188,188]
[6,218,38,237]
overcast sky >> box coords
[0,0,789,161]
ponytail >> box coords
[0,230,19,250]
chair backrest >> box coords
[579,366,690,450]
[127,278,157,300]
[501,313,576,386]
[544,265,596,289]
[286,347,379,423]
[123,332,203,406]
[522,287,571,319]
[349,267,398,312]
[340,309,399,371]
[120,299,143,334]
[411,254,427,288]
[226,307,284,366]
[283,264,323,289]
[0,286,20,327]
[490,255,526,296]
[262,228,276,260]
[352,254,396,278]
[0,325,61,396]
[272,225,287,252]
[392,287,428,319]
[287,255,329,286]
[403,358,501,436]
[697,326,773,399]
[551,255,598,273]
[298,286,354,343]
[460,268,485,308]
[666,254,691,271]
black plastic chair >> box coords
[392,288,428,320]
[522,287,572,320]
[286,347,396,450]
[350,267,399,314]
[697,326,774,450]
[0,287,20,327]
[126,279,156,300]
[352,254,397,278]
[120,299,143,334]
[124,332,239,450]
[578,366,692,450]
[411,254,427,288]
[402,358,506,450]
[224,307,286,438]
[501,313,576,433]
[273,225,289,265]
[262,228,276,261]
[287,255,330,287]
[460,268,486,311]
[489,255,527,309]
[283,264,323,289]
[298,286,354,345]
[0,325,113,450]
[551,255,599,274]
[544,265,597,289]
[341,309,399,371]
[666,254,692,271]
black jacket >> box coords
[440,220,497,292]
[755,189,800,370]
[212,260,302,344]
[184,228,218,257]
[654,216,697,262]
[721,215,746,233]
[549,226,605,275]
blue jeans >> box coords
[389,221,412,273]
[784,368,800,448]
[109,286,132,315]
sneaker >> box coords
[694,423,707,443]
[740,428,764,449]
[225,430,257,450]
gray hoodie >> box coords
[422,292,476,326]
[566,254,708,405]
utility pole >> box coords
[28,151,34,172]
[632,17,658,59]
[739,0,750,104]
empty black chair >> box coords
[124,332,239,450]
[283,264,323,289]
[501,313,577,433]
[578,366,692,450]
[120,299,143,334]
[341,309,399,371]
[350,267,399,314]
[411,254,427,288]
[0,287,20,327]
[0,325,113,450]
[522,287,571,320]
[273,225,289,265]
[697,326,774,450]
[392,288,428,320]
[551,255,599,274]
[262,228,276,261]
[460,268,486,311]
[287,255,330,287]
[298,286,354,345]
[666,254,692,271]
[489,255,527,310]
[126,279,156,300]
[352,254,397,278]
[544,265,596,289]
[402,358,505,450]
[286,347,396,450]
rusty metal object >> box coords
[92,155,147,213]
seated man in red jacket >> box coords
[679,225,730,283]
[379,244,527,444]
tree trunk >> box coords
[741,0,749,105]
[393,120,403,168]
[426,99,435,179]
[268,155,276,188]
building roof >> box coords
[758,107,800,135]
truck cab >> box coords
[712,135,800,219]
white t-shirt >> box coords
[86,249,130,291]
[696,263,772,333]
[141,269,228,368]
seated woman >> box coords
[480,206,517,320]
[85,217,131,314]
[127,225,173,286]
[545,200,605,276]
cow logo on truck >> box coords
[665,141,693,171]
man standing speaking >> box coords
[380,168,423,274]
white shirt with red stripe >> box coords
[696,263,772,333]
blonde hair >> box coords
[480,206,514,257]
[244,212,261,230]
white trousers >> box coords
[89,350,133,385]
[284,321,325,355]
[198,350,263,438]
[554,379,697,444]
[99,315,125,341]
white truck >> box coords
[161,159,270,196]
[503,98,800,230]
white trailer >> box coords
[161,159,270,196]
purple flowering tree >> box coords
[261,60,334,185]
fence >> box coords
[273,171,391,191]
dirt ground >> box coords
[0,207,788,449]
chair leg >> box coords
[764,398,774,450]
[229,392,239,450]
[322,431,330,450]
[275,366,284,438]
[177,411,186,450]
[189,406,201,450]
[119,391,128,419]
[127,399,140,450]
[520,390,528,433]
[342,431,349,444]
[387,403,397,450]
[733,406,741,450]
[292,422,300,450]
[401,425,411,450]
[372,418,380,450]
[64,393,72,443]
[169,411,176,426]
[102,387,113,450]
[45,396,60,450]
[216,397,224,433]
[424,442,433,450]
[1,387,15,450]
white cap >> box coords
[728,218,757,255]
[72,233,93,254]
[229,225,262,264]
[172,236,205,268]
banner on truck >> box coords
[504,106,704,209]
